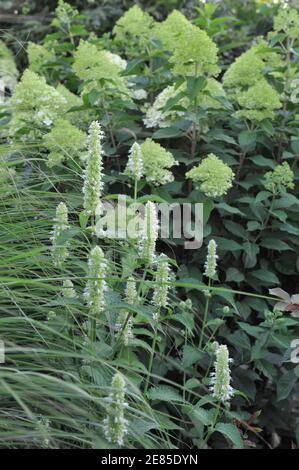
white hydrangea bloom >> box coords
[132,88,147,100]
[144,85,186,128]
[106,51,127,70]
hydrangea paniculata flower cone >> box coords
[186,154,234,198]
[264,162,294,194]
[140,139,178,186]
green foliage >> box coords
[0,0,299,451]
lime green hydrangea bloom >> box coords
[254,39,283,69]
[235,79,281,121]
[43,119,86,167]
[140,139,178,186]
[170,24,219,77]
[9,70,68,139]
[73,41,128,97]
[186,154,234,198]
[272,7,299,39]
[264,162,294,194]
[223,42,282,122]
[73,41,126,82]
[0,40,19,93]
[154,10,193,51]
[27,42,55,73]
[223,48,265,89]
[113,5,155,43]
[223,41,281,90]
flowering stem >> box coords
[199,278,211,349]
[89,315,96,343]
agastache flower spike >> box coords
[51,202,69,268]
[210,344,234,403]
[139,201,159,265]
[124,142,143,181]
[103,372,129,447]
[115,277,138,345]
[83,121,104,216]
[84,246,107,316]
[152,254,171,309]
[204,239,218,279]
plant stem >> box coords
[134,178,138,202]
[144,321,158,395]
[201,401,221,449]
[199,278,211,349]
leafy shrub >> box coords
[0,0,299,449]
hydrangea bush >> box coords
[0,0,299,450]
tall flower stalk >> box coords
[152,254,171,318]
[139,201,158,265]
[116,277,138,346]
[145,254,171,394]
[103,372,128,447]
[83,121,104,217]
[124,142,143,201]
[201,344,234,448]
[210,344,234,403]
[199,239,218,349]
[51,202,69,268]
[84,246,107,342]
